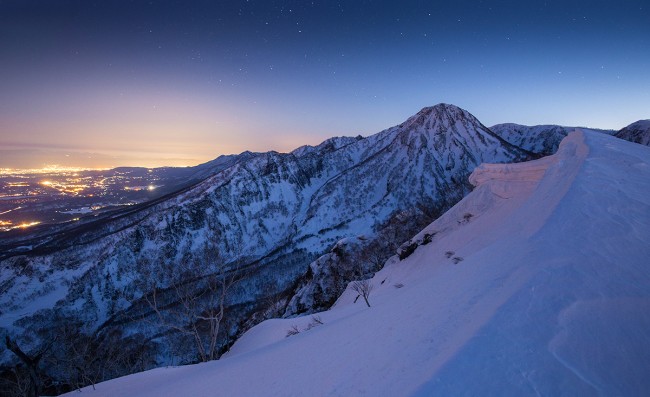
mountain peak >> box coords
[401,103,480,131]
[418,102,464,114]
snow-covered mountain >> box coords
[68,130,650,397]
[490,123,613,155]
[0,151,257,252]
[0,104,530,383]
[615,119,650,146]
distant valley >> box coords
[0,167,186,233]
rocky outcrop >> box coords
[615,120,650,146]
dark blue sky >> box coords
[1,0,649,168]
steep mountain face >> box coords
[0,104,530,388]
[0,151,257,255]
[67,130,650,397]
[490,123,573,155]
[615,119,650,146]
[490,123,614,155]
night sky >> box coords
[1,0,649,168]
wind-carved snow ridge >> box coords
[469,158,552,199]
[400,130,588,255]
[68,130,650,396]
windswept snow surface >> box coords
[69,131,650,396]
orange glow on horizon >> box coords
[0,165,111,176]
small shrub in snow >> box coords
[394,283,404,289]
[398,242,418,260]
[445,251,455,258]
[422,232,436,245]
[352,279,374,307]
[304,316,324,331]
[452,257,464,264]
[286,325,300,337]
[458,212,474,224]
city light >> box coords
[0,220,41,232]
[1,166,164,232]
[18,221,40,228]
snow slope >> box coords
[65,130,650,396]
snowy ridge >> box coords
[69,130,650,396]
[490,123,613,155]
[615,119,650,146]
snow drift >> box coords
[66,130,650,396]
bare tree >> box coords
[1,364,33,397]
[4,336,49,397]
[53,323,97,391]
[285,325,300,338]
[351,279,374,307]
[144,245,243,362]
